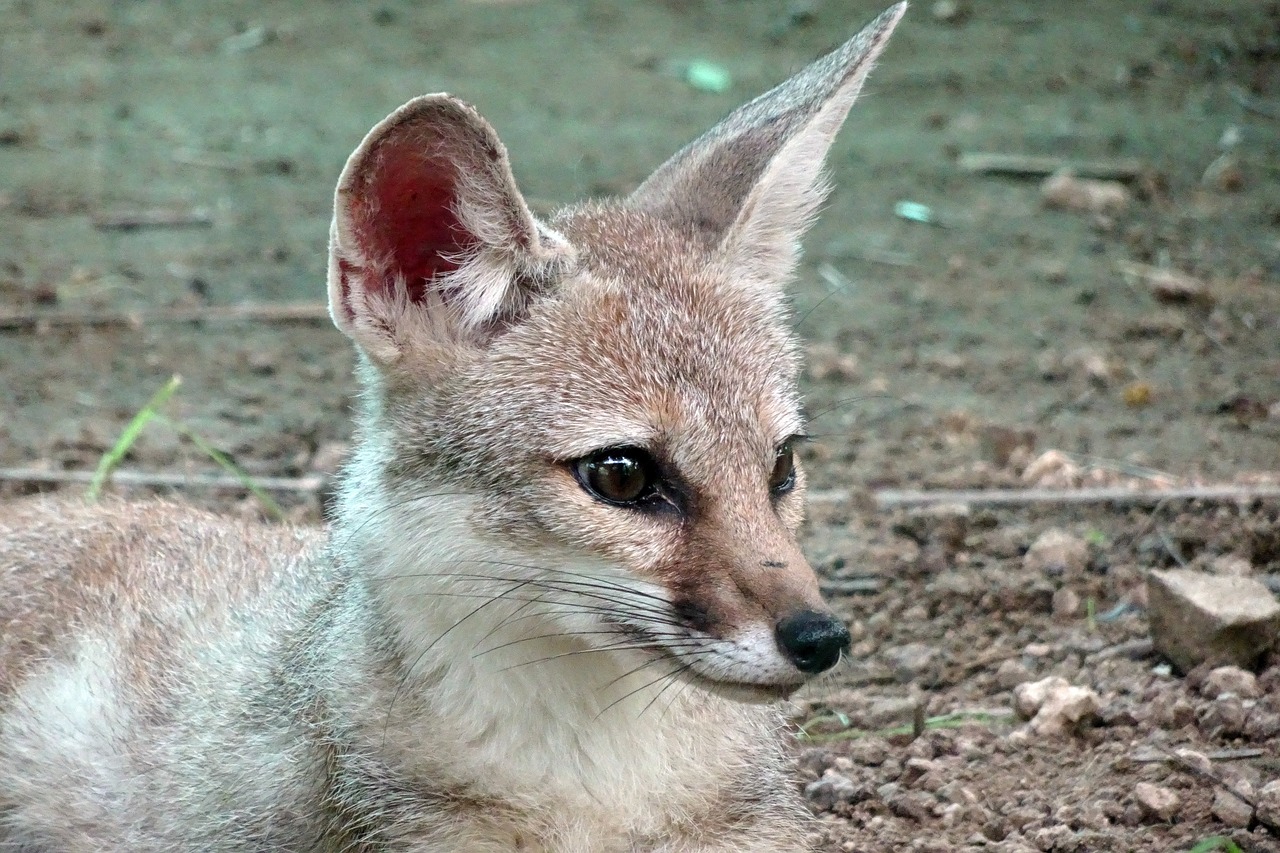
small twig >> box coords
[0,301,330,331]
[818,576,884,596]
[1130,748,1264,764]
[803,484,1280,508]
[1086,638,1153,662]
[92,207,214,231]
[957,152,1146,181]
[0,467,328,494]
[1155,745,1277,831]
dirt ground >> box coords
[2,0,1279,850]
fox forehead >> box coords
[459,203,805,463]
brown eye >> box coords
[574,448,658,506]
[769,441,797,495]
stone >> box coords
[1013,676,1101,736]
[883,642,940,685]
[1052,587,1082,618]
[1210,554,1253,577]
[1146,569,1280,673]
[1211,790,1254,828]
[1015,676,1069,719]
[1200,665,1262,699]
[803,768,870,812]
[996,658,1034,690]
[1199,695,1248,737]
[1024,529,1089,578]
[1257,780,1280,829]
[1041,172,1131,214]
[1133,782,1179,822]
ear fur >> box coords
[629,3,905,287]
[328,95,573,364]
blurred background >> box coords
[2,0,1276,494]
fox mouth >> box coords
[608,619,806,702]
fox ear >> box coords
[629,3,905,287]
[328,95,573,364]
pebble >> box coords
[996,658,1034,689]
[1210,554,1254,577]
[803,768,869,811]
[1199,695,1248,737]
[1013,676,1102,736]
[1258,779,1280,828]
[1200,665,1262,699]
[1146,569,1280,672]
[1211,789,1254,828]
[1041,172,1131,214]
[1052,587,1082,618]
[1133,782,1179,822]
[883,642,940,685]
[1022,449,1084,488]
[1173,748,1212,775]
[1023,529,1089,578]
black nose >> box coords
[775,610,851,675]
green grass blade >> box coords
[86,374,183,502]
[157,415,286,520]
[797,709,1014,744]
[1187,838,1243,853]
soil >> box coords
[2,0,1279,850]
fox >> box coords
[0,5,904,851]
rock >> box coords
[1041,172,1131,214]
[1146,569,1280,672]
[1201,665,1262,699]
[1210,554,1253,577]
[845,738,888,767]
[1052,587,1081,618]
[1143,267,1214,308]
[803,768,869,812]
[1024,529,1089,578]
[996,658,1034,689]
[1200,696,1249,737]
[1013,676,1101,736]
[1022,449,1083,488]
[1133,782,1179,822]
[1211,790,1254,828]
[1172,748,1212,775]
[884,642,940,685]
[1015,676,1068,718]
[1258,780,1280,829]
[1244,709,1280,740]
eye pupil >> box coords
[769,443,796,494]
[576,449,655,505]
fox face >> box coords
[328,5,905,704]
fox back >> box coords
[0,7,904,852]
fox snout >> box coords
[775,609,851,675]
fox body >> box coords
[0,7,903,852]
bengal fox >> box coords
[0,5,904,850]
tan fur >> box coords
[0,6,904,851]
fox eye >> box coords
[574,448,660,506]
[769,441,797,495]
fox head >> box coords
[327,5,904,702]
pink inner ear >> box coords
[351,135,478,305]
